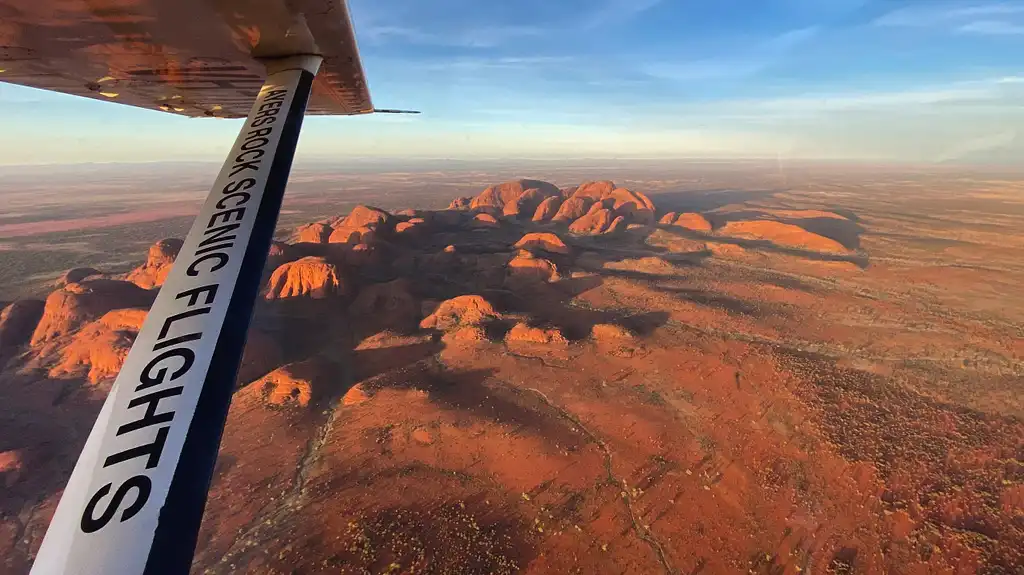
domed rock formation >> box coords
[718,220,847,253]
[447,197,472,210]
[350,279,419,331]
[420,295,499,331]
[552,196,594,223]
[265,257,345,300]
[0,300,45,352]
[56,267,102,288]
[252,357,333,408]
[570,181,617,201]
[506,251,559,285]
[505,322,567,345]
[513,233,570,255]
[329,224,376,246]
[659,212,679,225]
[605,216,628,234]
[31,279,154,346]
[265,241,297,272]
[294,223,332,244]
[675,213,713,233]
[126,238,184,289]
[532,196,563,222]
[469,179,560,212]
[470,213,500,229]
[333,205,392,231]
[49,308,148,384]
[443,325,488,344]
[569,208,614,235]
[0,450,23,488]
[503,188,558,219]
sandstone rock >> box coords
[420,295,499,331]
[718,220,847,253]
[265,241,296,272]
[591,323,635,342]
[513,232,570,255]
[448,197,472,210]
[265,257,344,300]
[470,179,560,211]
[350,279,418,330]
[605,216,628,234]
[342,383,371,406]
[343,243,378,267]
[585,200,610,216]
[470,213,500,229]
[443,325,488,344]
[659,212,679,225]
[505,322,567,345]
[571,181,617,200]
[532,196,563,222]
[56,267,101,288]
[569,208,614,235]
[0,450,23,488]
[294,223,331,244]
[335,205,392,231]
[31,279,154,345]
[411,428,434,445]
[254,360,323,407]
[126,238,183,289]
[552,196,594,223]
[0,300,44,351]
[675,213,713,233]
[504,188,556,219]
[506,251,559,285]
[49,308,148,384]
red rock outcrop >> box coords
[265,257,345,300]
[31,279,154,345]
[506,251,559,285]
[605,216,628,234]
[0,300,45,351]
[505,322,567,345]
[503,188,558,219]
[470,213,500,229]
[49,308,148,383]
[56,267,101,288]
[569,208,614,235]
[334,205,392,231]
[675,213,713,233]
[419,295,499,331]
[294,223,331,244]
[126,238,183,289]
[447,197,472,210]
[659,212,679,225]
[718,220,847,253]
[591,323,635,342]
[570,181,617,200]
[469,179,560,211]
[532,196,563,222]
[513,233,570,255]
[350,279,419,331]
[252,357,334,408]
[552,196,594,223]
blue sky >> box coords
[1,0,1024,164]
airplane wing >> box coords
[2,2,382,574]
[0,0,373,117]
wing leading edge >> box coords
[0,0,373,117]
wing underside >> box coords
[0,0,373,117]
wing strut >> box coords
[30,54,323,575]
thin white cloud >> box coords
[959,19,1024,34]
[875,1,1024,34]
[582,0,663,29]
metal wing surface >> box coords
[0,0,373,117]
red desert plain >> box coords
[0,162,1021,574]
